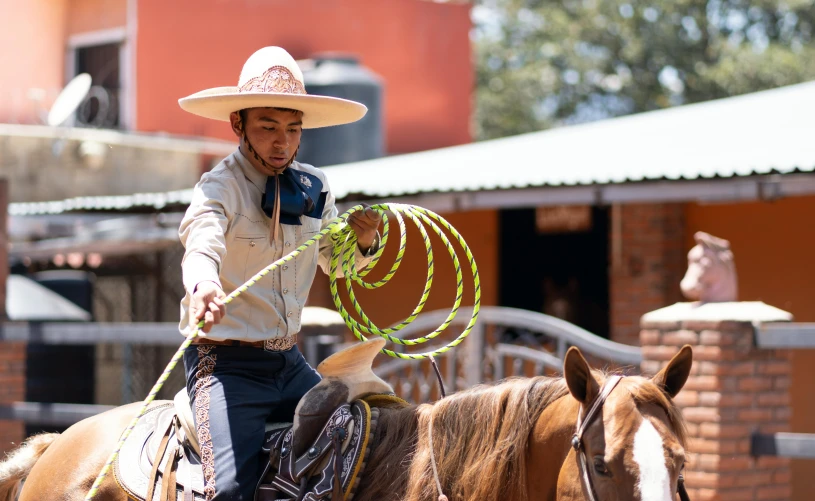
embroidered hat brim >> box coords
[178,47,368,129]
[178,86,368,129]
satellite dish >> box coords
[47,73,92,127]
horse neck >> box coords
[526,394,581,501]
[356,384,578,501]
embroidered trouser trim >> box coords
[193,345,217,500]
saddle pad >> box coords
[113,403,208,501]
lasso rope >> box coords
[84,202,480,500]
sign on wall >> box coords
[535,205,593,234]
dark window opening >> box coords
[75,42,121,129]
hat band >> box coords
[238,65,307,95]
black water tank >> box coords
[298,54,384,167]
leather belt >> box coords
[191,334,298,352]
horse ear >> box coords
[652,345,693,398]
[563,346,600,404]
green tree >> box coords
[473,0,815,140]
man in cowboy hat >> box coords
[176,46,381,500]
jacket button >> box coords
[287,312,293,317]
[283,288,289,294]
[283,265,288,270]
[285,241,291,247]
[250,241,256,247]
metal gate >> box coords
[368,306,642,403]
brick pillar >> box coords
[0,179,25,456]
[641,302,793,501]
[610,203,685,345]
[0,345,25,455]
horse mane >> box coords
[354,399,421,501]
[405,376,569,501]
[626,375,688,448]
[355,376,569,501]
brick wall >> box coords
[610,203,685,345]
[641,303,793,501]
[0,180,24,456]
[0,343,26,456]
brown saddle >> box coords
[113,396,385,501]
[112,338,397,501]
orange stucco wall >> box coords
[0,0,68,124]
[0,0,128,125]
[65,0,126,36]
[685,196,815,499]
[308,209,498,334]
[134,0,472,154]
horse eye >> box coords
[593,456,611,476]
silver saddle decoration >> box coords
[114,402,207,501]
[256,399,380,501]
[113,401,290,501]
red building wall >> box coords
[134,0,472,154]
[0,0,67,124]
[66,0,126,35]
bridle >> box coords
[570,375,691,501]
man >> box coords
[176,46,381,500]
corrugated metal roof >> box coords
[327,80,815,199]
[9,190,195,216]
[9,80,815,215]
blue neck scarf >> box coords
[260,168,327,225]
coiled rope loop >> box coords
[330,203,481,359]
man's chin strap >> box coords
[241,128,298,245]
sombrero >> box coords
[178,46,368,128]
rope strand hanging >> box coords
[84,202,480,501]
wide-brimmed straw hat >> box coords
[178,46,368,128]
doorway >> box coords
[499,206,610,339]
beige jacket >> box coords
[178,149,376,341]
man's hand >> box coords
[348,205,382,254]
[190,281,227,333]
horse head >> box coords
[555,345,692,501]
[680,231,738,303]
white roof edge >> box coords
[0,123,237,156]
[322,79,815,171]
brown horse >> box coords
[0,344,692,501]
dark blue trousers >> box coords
[183,344,321,501]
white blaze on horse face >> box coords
[632,418,672,501]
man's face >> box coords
[231,107,303,174]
